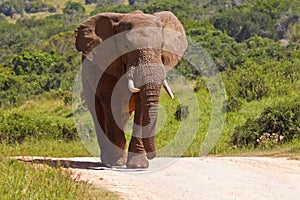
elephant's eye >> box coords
[118,23,132,32]
[83,29,92,35]
[119,26,127,32]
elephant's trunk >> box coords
[126,57,170,159]
[131,83,161,159]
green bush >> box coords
[187,21,245,71]
[0,110,77,144]
[85,0,98,4]
[223,96,242,112]
[251,0,300,20]
[91,4,134,15]
[224,61,269,101]
[24,0,49,13]
[142,0,192,20]
[224,46,300,102]
[0,49,80,107]
[0,0,25,16]
[63,1,85,15]
[174,104,189,121]
[231,99,300,148]
[11,51,63,75]
[231,118,259,148]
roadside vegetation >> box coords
[0,157,119,199]
[0,0,299,198]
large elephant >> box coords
[73,10,187,168]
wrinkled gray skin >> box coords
[73,10,187,168]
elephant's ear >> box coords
[154,11,188,70]
[73,13,125,57]
[73,13,127,78]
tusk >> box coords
[163,79,174,99]
[128,79,140,93]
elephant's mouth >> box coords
[125,55,174,99]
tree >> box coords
[85,0,98,4]
[11,51,62,75]
[142,0,193,20]
[63,1,85,15]
[91,3,134,15]
[187,21,244,71]
[129,0,134,5]
[0,0,25,16]
[251,0,300,19]
[212,8,278,42]
[24,0,49,13]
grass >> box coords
[215,139,300,160]
[0,157,119,200]
[0,94,120,200]
[0,138,91,158]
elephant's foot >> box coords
[126,152,149,169]
[143,137,157,160]
[101,151,127,167]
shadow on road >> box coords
[18,158,111,170]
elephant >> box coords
[73,10,187,168]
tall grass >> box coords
[0,158,119,199]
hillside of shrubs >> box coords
[0,0,299,153]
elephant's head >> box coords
[73,10,187,163]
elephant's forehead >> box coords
[119,13,162,29]
[120,27,163,51]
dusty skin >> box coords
[16,156,300,200]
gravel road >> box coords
[16,156,300,200]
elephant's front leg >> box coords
[96,98,129,166]
[126,96,149,169]
[126,84,161,169]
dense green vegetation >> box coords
[0,0,56,16]
[0,0,299,197]
[232,98,300,148]
[0,92,76,144]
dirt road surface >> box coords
[17,156,300,200]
